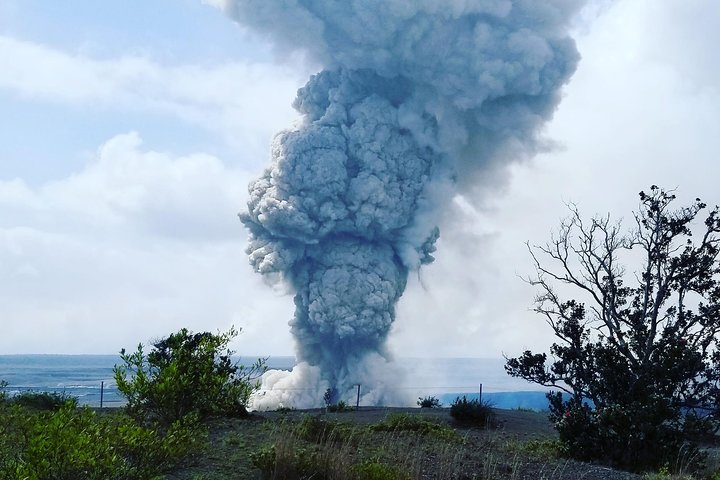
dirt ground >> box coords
[260,406,555,436]
[251,406,642,480]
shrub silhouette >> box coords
[417,396,442,408]
[449,396,494,427]
[506,186,720,471]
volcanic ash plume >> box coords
[220,0,583,408]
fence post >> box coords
[355,384,361,410]
[100,381,104,409]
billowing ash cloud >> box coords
[219,0,583,407]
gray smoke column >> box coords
[219,0,583,406]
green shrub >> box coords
[250,444,277,475]
[251,443,410,480]
[504,438,567,460]
[0,403,36,468]
[642,465,695,480]
[294,415,353,444]
[327,400,353,412]
[449,396,494,427]
[114,326,266,424]
[0,380,7,403]
[369,413,461,443]
[11,391,78,411]
[417,395,442,408]
[0,402,205,480]
[351,460,411,480]
[251,443,324,480]
[545,394,707,472]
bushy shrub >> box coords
[250,444,278,476]
[294,415,353,444]
[369,413,461,443]
[251,444,411,480]
[642,465,696,480]
[504,438,567,460]
[327,400,353,412]
[0,402,205,480]
[449,396,494,427]
[351,460,411,480]
[251,443,332,480]
[546,393,705,470]
[11,391,78,411]
[0,382,76,411]
[114,326,266,424]
[417,396,442,408]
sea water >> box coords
[0,355,551,410]
[0,355,297,407]
[0,355,125,407]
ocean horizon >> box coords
[0,355,552,410]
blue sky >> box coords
[1,0,719,358]
[0,0,304,182]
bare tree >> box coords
[505,186,720,470]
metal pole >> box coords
[479,383,482,404]
[100,381,104,409]
[356,384,361,410]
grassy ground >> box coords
[160,407,647,480]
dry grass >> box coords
[162,407,720,480]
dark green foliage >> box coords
[417,395,442,408]
[252,413,457,480]
[327,400,352,412]
[10,391,78,411]
[369,413,461,443]
[506,187,720,472]
[250,443,333,480]
[0,381,78,411]
[114,326,266,424]
[0,401,205,480]
[251,444,411,480]
[252,415,364,480]
[350,460,411,480]
[449,396,495,427]
[503,438,567,460]
[547,393,705,469]
[294,415,353,444]
[250,444,278,476]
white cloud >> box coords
[624,0,720,94]
[2,0,719,361]
[390,0,720,358]
[0,133,295,354]
[0,34,307,157]
[201,0,227,9]
[1,132,251,241]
